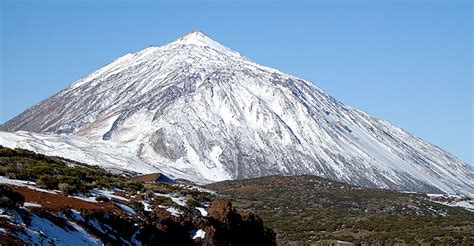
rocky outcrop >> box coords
[0,186,276,245]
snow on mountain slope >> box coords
[1,31,473,195]
[0,131,213,182]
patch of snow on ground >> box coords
[72,196,98,203]
[24,213,102,245]
[0,176,57,194]
[116,203,137,215]
[0,131,159,176]
[428,193,462,199]
[452,201,474,211]
[192,229,206,239]
[155,193,187,206]
[176,184,217,195]
[0,176,34,186]
[23,202,42,207]
[170,196,187,206]
[435,200,474,211]
[92,189,129,201]
[196,207,208,216]
[142,201,152,212]
[0,214,11,219]
[428,194,474,211]
[165,207,182,217]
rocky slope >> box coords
[1,31,472,195]
[0,146,275,245]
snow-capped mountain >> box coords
[1,31,473,195]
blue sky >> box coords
[0,0,472,164]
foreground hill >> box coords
[0,146,275,245]
[1,31,472,195]
[208,175,474,245]
[1,146,473,245]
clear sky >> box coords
[0,0,472,164]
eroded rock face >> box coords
[208,199,234,224]
[205,199,276,246]
[151,129,186,161]
[139,200,276,246]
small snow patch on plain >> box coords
[72,196,98,203]
[141,201,152,211]
[23,202,42,207]
[91,189,129,201]
[166,207,182,217]
[155,193,187,206]
[196,207,208,216]
[116,203,137,215]
[192,229,206,239]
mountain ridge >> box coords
[1,31,473,196]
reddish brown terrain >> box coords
[0,146,276,245]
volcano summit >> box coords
[1,31,472,196]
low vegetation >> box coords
[0,146,127,193]
[208,175,474,245]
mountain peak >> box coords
[178,30,209,42]
[1,30,472,196]
[172,30,240,57]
